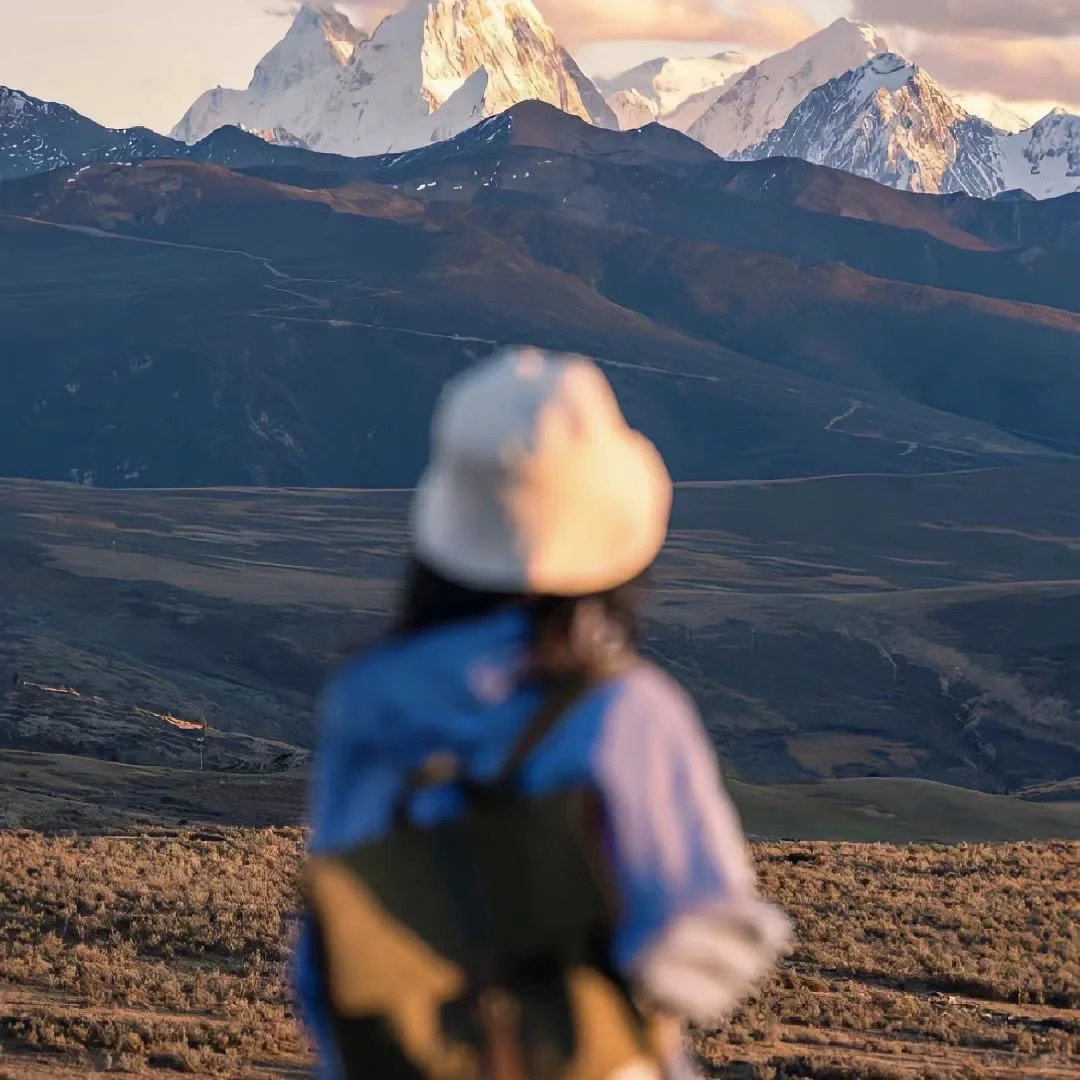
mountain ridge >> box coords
[0,86,177,181]
[4,102,1080,490]
[7,9,1079,201]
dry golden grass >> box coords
[701,843,1080,1078]
[0,832,1076,1078]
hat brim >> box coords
[413,430,672,597]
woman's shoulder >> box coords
[611,660,701,723]
[585,659,707,764]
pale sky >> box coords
[0,0,1074,134]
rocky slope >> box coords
[738,56,1080,200]
[737,54,1003,197]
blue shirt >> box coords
[295,608,757,1076]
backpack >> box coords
[303,672,667,1080]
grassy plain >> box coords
[4,750,1080,841]
[0,833,1076,1078]
[5,469,1080,796]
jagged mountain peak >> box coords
[840,53,971,121]
[0,86,66,125]
[377,0,574,111]
[173,0,614,155]
[249,1,365,95]
[688,17,893,156]
[735,54,1003,197]
[293,0,363,43]
[1027,106,1080,134]
[297,0,343,14]
[817,15,889,53]
[864,52,910,77]
[725,46,1080,201]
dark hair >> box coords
[393,557,645,678]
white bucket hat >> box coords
[412,347,673,596]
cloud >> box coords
[536,0,817,47]
[325,0,816,47]
[851,0,1080,39]
[849,0,1080,110]
[916,35,1080,109]
[266,2,395,29]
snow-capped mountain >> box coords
[173,0,615,157]
[736,55,1080,200]
[688,18,888,156]
[7,6,1079,203]
[736,54,1003,197]
[607,89,658,130]
[249,0,365,95]
[999,109,1080,199]
[0,86,177,181]
[952,93,1032,135]
[172,1,360,146]
[596,53,748,125]
[664,84,732,133]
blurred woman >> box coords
[296,347,789,1080]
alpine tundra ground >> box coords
[1,832,1076,1079]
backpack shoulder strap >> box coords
[493,676,595,785]
[494,651,637,785]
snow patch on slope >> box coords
[0,85,178,181]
